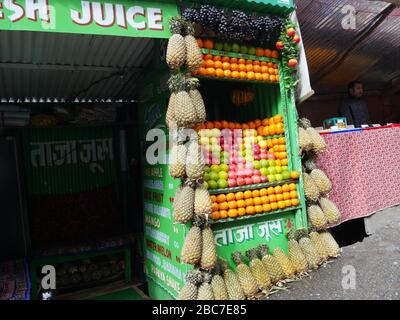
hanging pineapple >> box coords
[186,140,206,181]
[259,244,285,284]
[183,21,203,72]
[320,197,341,224]
[310,169,332,195]
[319,231,341,258]
[303,154,318,172]
[309,228,329,262]
[210,262,229,300]
[245,248,271,292]
[220,260,245,300]
[298,118,312,129]
[296,229,322,269]
[174,183,194,224]
[166,17,186,69]
[181,215,203,265]
[307,205,328,230]
[298,127,312,151]
[200,218,217,271]
[303,172,320,202]
[197,272,215,300]
[194,184,212,217]
[287,229,308,274]
[177,269,203,300]
[186,77,206,124]
[298,117,327,154]
[169,143,187,179]
[232,251,259,299]
[166,92,177,127]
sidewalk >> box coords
[269,206,400,300]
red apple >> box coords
[253,169,261,176]
[267,153,276,160]
[228,179,237,188]
[287,27,296,37]
[276,41,284,50]
[229,164,237,172]
[245,177,253,185]
[245,162,254,169]
[260,176,268,183]
[288,59,298,68]
[245,168,253,177]
[260,152,268,160]
[254,154,261,161]
[236,177,245,186]
[252,176,261,184]
[228,171,237,179]
[293,35,301,43]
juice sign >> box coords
[0,0,178,38]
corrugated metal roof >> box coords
[0,31,154,101]
[295,0,400,94]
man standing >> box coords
[339,81,372,128]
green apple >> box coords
[281,166,289,172]
[210,165,220,173]
[253,160,261,169]
[211,128,221,137]
[204,129,212,137]
[245,155,254,162]
[204,172,211,181]
[248,47,256,55]
[260,159,269,168]
[215,42,224,51]
[205,166,211,173]
[257,136,264,143]
[260,167,269,176]
[217,179,229,189]
[218,171,228,180]
[220,164,229,172]
[267,175,276,182]
[275,174,283,181]
[211,145,222,153]
[282,171,291,180]
[275,166,283,174]
[200,137,209,145]
[208,180,218,189]
[232,43,240,53]
[204,181,209,190]
[259,140,268,149]
[267,160,276,167]
[210,137,219,145]
[268,167,277,175]
[224,42,232,52]
[240,45,248,54]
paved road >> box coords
[268,206,400,300]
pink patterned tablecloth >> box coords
[316,126,400,226]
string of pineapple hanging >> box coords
[165,16,219,300]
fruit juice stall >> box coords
[138,0,342,300]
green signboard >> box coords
[0,0,179,38]
[21,126,118,195]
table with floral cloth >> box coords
[316,126,400,226]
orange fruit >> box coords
[254,119,262,127]
[262,118,269,126]
[238,208,246,216]
[283,192,291,200]
[267,62,273,68]
[216,194,226,203]
[241,123,249,129]
[235,123,241,129]
[290,171,300,179]
[220,210,228,219]
[280,152,287,159]
[269,68,275,75]
[211,195,217,202]
[219,202,229,211]
[275,160,282,166]
[260,188,268,197]
[273,145,280,152]
[204,54,213,60]
[246,206,255,215]
[255,205,264,213]
[291,198,300,206]
[285,199,292,207]
[270,75,276,82]
[244,191,253,200]
[246,64,254,72]
[213,55,222,61]
[222,56,230,63]
[199,67,207,76]
[261,196,270,204]
[276,123,285,134]
[279,137,286,144]
[224,70,232,78]
[222,62,231,70]
[275,75,280,82]
[240,71,248,80]
[274,115,283,123]
[246,59,253,65]
[263,126,270,136]
[232,71,240,79]
[278,201,286,209]
[226,193,236,201]
[290,191,298,199]
[253,197,262,206]
[267,187,275,195]
[197,38,204,48]
[274,186,283,194]
[206,68,216,77]
[261,61,267,66]
[214,61,223,69]
[247,72,255,80]
[271,138,279,145]
[231,63,239,71]
[279,144,286,152]
[257,126,265,136]
[253,60,260,66]
[245,198,254,207]
[228,122,236,130]
[216,68,225,78]
[230,58,238,64]
[255,73,263,81]
[281,159,288,166]
[262,73,270,82]
[268,194,277,203]
[235,192,244,200]
[270,202,278,211]
[236,200,246,208]
[228,201,238,210]
[271,50,279,59]
[253,65,261,73]
[274,68,279,75]
[282,184,290,193]
[268,124,276,135]
[263,204,272,212]
[276,194,283,202]
[261,66,269,73]
[228,209,238,218]
[289,183,297,191]
[264,49,272,57]
[211,211,220,220]
[248,121,256,129]
[252,190,260,198]
[256,48,264,57]
[238,58,246,65]
[204,39,214,50]
[221,120,229,129]
[212,203,219,211]
[206,121,214,129]
[205,60,215,68]
[214,121,222,129]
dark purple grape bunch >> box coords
[182,8,201,23]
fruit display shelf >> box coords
[212,205,301,224]
[196,75,279,85]
[208,179,298,195]
[201,49,280,64]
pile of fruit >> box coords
[210,184,300,220]
[178,228,340,300]
[181,6,284,46]
[194,53,280,82]
[298,118,342,229]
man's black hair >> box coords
[348,80,363,94]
